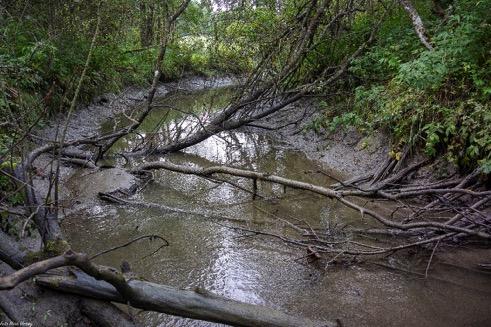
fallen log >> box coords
[0,240,137,326]
[0,261,136,326]
[80,298,136,327]
[36,272,339,327]
[0,230,25,270]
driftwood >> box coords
[0,256,136,326]
[36,272,339,327]
[0,248,335,327]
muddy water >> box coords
[63,87,491,327]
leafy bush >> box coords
[325,0,491,172]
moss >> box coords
[44,239,71,256]
[25,250,44,264]
[25,239,71,264]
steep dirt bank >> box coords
[248,97,462,185]
[245,99,391,179]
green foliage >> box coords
[328,112,365,133]
[397,7,490,91]
[209,7,278,73]
[163,38,218,78]
[2,0,490,177]
[0,16,146,125]
[325,0,491,172]
[0,0,228,159]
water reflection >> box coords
[63,86,491,327]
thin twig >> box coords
[90,235,169,260]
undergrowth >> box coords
[315,0,491,173]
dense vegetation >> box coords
[327,0,491,173]
[0,2,490,324]
[1,0,490,170]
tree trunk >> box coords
[37,273,339,327]
[0,230,25,270]
[399,0,433,50]
[80,299,136,327]
[139,1,154,47]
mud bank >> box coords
[30,76,238,214]
[36,74,390,181]
[57,86,491,327]
[245,99,391,179]
[37,76,238,142]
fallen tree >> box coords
[132,161,490,238]
[2,0,489,325]
[36,267,339,327]
[110,0,378,157]
[128,159,490,260]
[0,250,339,327]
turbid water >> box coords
[62,86,491,327]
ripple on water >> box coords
[62,87,491,327]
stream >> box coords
[61,85,491,327]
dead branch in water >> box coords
[130,159,490,263]
[132,161,490,238]
[89,234,169,260]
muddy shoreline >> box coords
[245,98,391,179]
[32,75,394,220]
[37,75,391,181]
[37,76,238,142]
[20,79,491,327]
[31,76,238,213]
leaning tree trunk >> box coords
[399,0,433,50]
